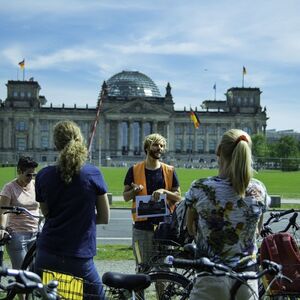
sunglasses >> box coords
[25,173,37,178]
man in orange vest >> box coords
[123,133,181,271]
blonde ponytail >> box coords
[218,129,253,196]
[54,121,88,184]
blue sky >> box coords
[1,0,300,132]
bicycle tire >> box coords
[144,271,192,300]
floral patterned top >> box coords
[185,176,270,267]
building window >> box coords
[20,92,25,98]
[197,139,204,153]
[208,126,216,134]
[175,125,183,135]
[27,92,32,98]
[209,139,217,154]
[16,121,27,131]
[187,124,194,135]
[41,156,47,162]
[243,127,252,135]
[144,122,151,136]
[40,121,49,132]
[133,122,140,155]
[13,91,18,98]
[16,138,26,151]
[121,122,128,149]
[186,140,193,153]
[175,139,182,153]
[197,127,205,135]
[41,136,49,149]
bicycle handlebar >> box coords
[280,212,299,232]
[0,206,42,219]
[0,267,58,299]
[165,256,287,282]
[263,209,295,226]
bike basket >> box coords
[42,270,83,300]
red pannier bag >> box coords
[260,232,300,295]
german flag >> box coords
[18,59,25,69]
[189,108,200,129]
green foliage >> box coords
[251,134,268,157]
[276,136,299,158]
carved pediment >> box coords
[106,99,170,115]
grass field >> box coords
[1,166,300,198]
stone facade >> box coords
[0,71,268,167]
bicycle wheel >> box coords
[144,271,191,300]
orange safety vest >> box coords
[131,161,178,222]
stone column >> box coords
[116,121,122,156]
[105,121,110,157]
[205,125,209,153]
[140,121,145,147]
[29,119,34,149]
[7,118,12,149]
[168,120,175,153]
[128,120,134,156]
[183,123,187,152]
[193,127,197,152]
[49,120,54,149]
[153,121,158,133]
[33,118,39,149]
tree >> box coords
[251,134,268,157]
[251,134,269,169]
[275,136,299,171]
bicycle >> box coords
[162,255,289,300]
[259,209,300,299]
[260,209,300,244]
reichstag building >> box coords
[0,70,268,166]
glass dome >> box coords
[106,71,161,98]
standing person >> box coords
[123,133,181,270]
[0,156,39,269]
[186,129,270,300]
[34,120,110,300]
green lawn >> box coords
[1,166,300,199]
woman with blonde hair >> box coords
[186,128,270,300]
[34,120,109,299]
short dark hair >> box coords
[17,156,38,172]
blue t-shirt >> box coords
[35,164,108,258]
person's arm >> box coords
[151,186,181,202]
[39,202,49,218]
[95,193,110,224]
[123,183,144,202]
[186,206,198,236]
[0,195,10,238]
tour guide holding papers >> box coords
[123,133,181,270]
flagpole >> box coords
[23,67,25,81]
[214,85,216,100]
[242,66,246,88]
